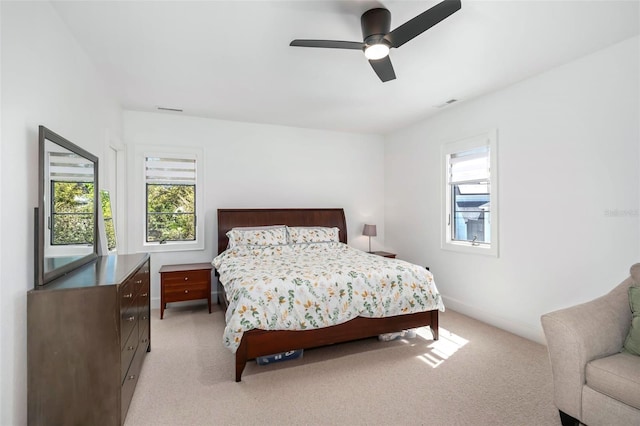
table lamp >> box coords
[362,224,377,253]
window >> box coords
[145,156,196,243]
[100,190,116,251]
[133,145,204,253]
[49,151,95,246]
[51,181,94,245]
[442,131,498,256]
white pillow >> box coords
[226,225,288,248]
[288,226,339,244]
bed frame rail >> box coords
[235,310,439,382]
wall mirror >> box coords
[36,125,99,286]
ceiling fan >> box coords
[290,0,461,82]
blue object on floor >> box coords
[256,349,303,365]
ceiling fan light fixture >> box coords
[364,43,390,60]
[289,0,462,82]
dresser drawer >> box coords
[120,278,136,311]
[138,282,150,314]
[121,322,138,383]
[139,320,150,351]
[120,303,138,349]
[138,303,150,324]
[132,266,149,294]
[121,345,144,423]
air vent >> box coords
[157,106,183,112]
[434,99,458,109]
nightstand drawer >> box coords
[164,284,209,300]
[162,269,210,285]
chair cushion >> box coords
[623,286,640,356]
[586,352,640,410]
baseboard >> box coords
[442,295,546,345]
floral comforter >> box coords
[212,242,444,353]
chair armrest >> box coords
[541,277,633,420]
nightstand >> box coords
[370,251,396,259]
[159,263,212,319]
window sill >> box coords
[441,241,498,257]
[139,241,204,253]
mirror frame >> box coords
[36,125,99,286]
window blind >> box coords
[49,152,94,182]
[145,157,196,184]
[449,146,490,184]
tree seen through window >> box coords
[51,181,94,245]
[146,183,195,242]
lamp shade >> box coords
[362,224,377,237]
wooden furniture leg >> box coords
[431,310,439,340]
[235,340,248,382]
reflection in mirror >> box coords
[100,190,117,252]
[37,126,98,286]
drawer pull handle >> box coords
[136,280,142,284]
[184,277,188,281]
[184,290,189,294]
[141,293,148,297]
[128,375,136,381]
[142,338,149,343]
[123,293,133,299]
[127,316,135,322]
[142,315,148,320]
[127,345,135,351]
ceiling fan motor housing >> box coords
[361,8,391,47]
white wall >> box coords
[0,2,4,420]
[0,2,122,424]
[123,111,385,309]
[385,36,640,343]
[1,2,636,424]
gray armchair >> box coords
[541,264,640,426]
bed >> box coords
[214,208,443,382]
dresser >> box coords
[27,253,150,426]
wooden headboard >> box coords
[217,208,347,254]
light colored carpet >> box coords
[124,304,559,426]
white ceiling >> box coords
[51,0,639,135]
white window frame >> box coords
[102,139,126,254]
[44,146,96,257]
[132,145,204,253]
[441,130,499,256]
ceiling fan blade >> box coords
[369,56,396,82]
[290,40,364,50]
[385,0,461,48]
